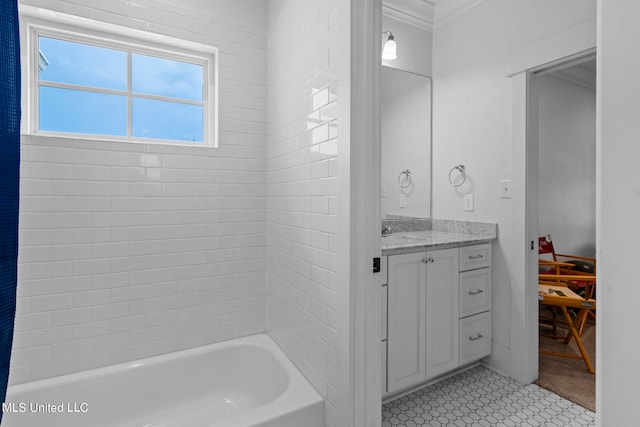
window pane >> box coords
[132,54,203,101]
[132,98,203,142]
[39,86,126,136]
[39,36,127,91]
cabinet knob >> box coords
[422,256,435,264]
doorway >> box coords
[528,53,597,411]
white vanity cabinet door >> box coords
[386,252,426,394]
[425,248,460,380]
[381,285,388,340]
[381,340,387,394]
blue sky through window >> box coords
[133,98,203,142]
[40,86,127,136]
[39,37,127,90]
[38,36,205,143]
[132,54,203,101]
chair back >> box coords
[539,235,556,261]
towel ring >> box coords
[448,164,467,187]
[398,169,412,189]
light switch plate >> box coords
[400,195,407,208]
[500,179,512,199]
[464,194,474,211]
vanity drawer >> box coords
[460,311,491,365]
[459,268,491,318]
[459,244,491,271]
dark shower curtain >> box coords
[0,0,21,422]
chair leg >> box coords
[577,308,593,336]
[560,306,595,374]
[564,308,583,344]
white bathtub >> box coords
[2,334,324,427]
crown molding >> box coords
[380,0,487,33]
[382,0,434,31]
[433,0,485,29]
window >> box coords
[22,8,218,147]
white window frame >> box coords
[19,5,219,148]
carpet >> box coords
[535,307,596,412]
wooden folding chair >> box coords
[538,279,596,374]
[538,260,577,335]
[539,235,596,336]
[539,235,596,276]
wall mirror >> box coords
[381,65,432,219]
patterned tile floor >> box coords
[382,365,595,427]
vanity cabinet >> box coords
[458,245,492,365]
[382,243,491,397]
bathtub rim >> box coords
[5,333,324,427]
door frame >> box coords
[509,47,596,385]
[349,0,383,426]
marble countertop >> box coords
[381,229,496,255]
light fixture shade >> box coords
[382,34,397,60]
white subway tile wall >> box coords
[266,1,343,426]
[13,0,267,384]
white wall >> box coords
[13,0,268,384]
[538,74,596,257]
[598,1,640,423]
[266,1,349,426]
[431,0,596,378]
[171,0,266,29]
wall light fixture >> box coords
[382,30,397,60]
